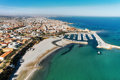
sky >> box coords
[0,0,120,16]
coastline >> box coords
[29,43,74,80]
[11,37,71,80]
[24,47,60,80]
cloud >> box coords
[0,4,120,16]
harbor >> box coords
[64,31,120,49]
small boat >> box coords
[97,51,101,55]
[20,59,24,63]
[9,64,15,68]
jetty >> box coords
[64,39,88,45]
[92,31,120,49]
[67,34,71,39]
[77,33,81,40]
[93,32,107,48]
[92,32,108,48]
[82,33,87,41]
[87,33,93,39]
[73,34,76,40]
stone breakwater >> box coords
[92,31,120,49]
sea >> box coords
[31,17,120,80]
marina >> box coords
[64,31,120,49]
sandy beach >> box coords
[10,37,70,80]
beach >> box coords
[11,37,70,80]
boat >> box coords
[20,59,24,63]
[97,51,101,55]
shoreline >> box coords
[29,43,74,80]
[11,37,71,80]
[24,47,61,80]
[24,39,71,80]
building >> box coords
[2,48,13,52]
[0,51,12,61]
[8,42,21,49]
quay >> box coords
[92,31,120,49]
[92,32,109,48]
[63,39,88,45]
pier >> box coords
[64,39,88,45]
[73,34,76,40]
[77,33,81,40]
[87,33,93,39]
[67,34,71,39]
[92,31,120,49]
[82,33,87,41]
[92,32,109,49]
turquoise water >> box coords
[44,45,120,80]
[31,17,120,80]
[31,44,120,80]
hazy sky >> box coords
[0,0,120,16]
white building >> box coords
[8,42,21,49]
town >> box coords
[0,16,78,80]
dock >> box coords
[67,34,71,39]
[83,33,88,41]
[87,33,93,39]
[77,33,81,40]
[92,32,110,49]
[73,34,76,40]
[64,39,88,45]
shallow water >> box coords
[31,44,120,80]
[31,17,120,80]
